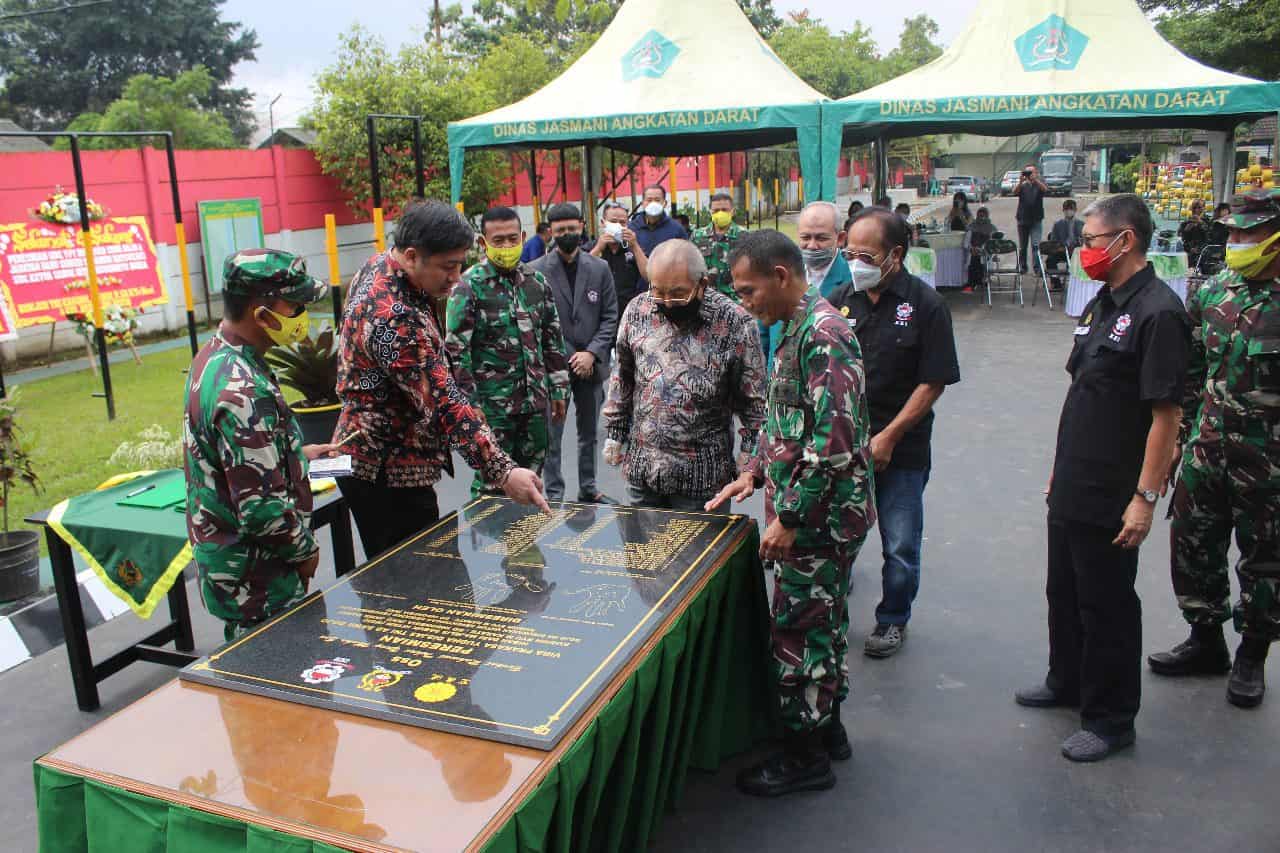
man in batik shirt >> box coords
[602,239,765,511]
[334,201,549,559]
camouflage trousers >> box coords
[1170,439,1280,640]
[198,560,307,643]
[471,409,549,498]
[770,548,855,733]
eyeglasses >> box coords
[841,249,882,265]
[1081,229,1128,247]
[647,289,700,308]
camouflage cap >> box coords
[1226,188,1280,230]
[222,248,329,304]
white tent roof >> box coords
[830,0,1280,145]
[449,0,830,202]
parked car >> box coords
[947,175,987,202]
[1000,170,1021,195]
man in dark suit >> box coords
[531,203,619,504]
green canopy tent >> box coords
[447,0,830,209]
[822,0,1280,203]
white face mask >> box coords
[851,256,890,292]
[644,201,665,218]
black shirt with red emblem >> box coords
[1049,263,1190,528]
[828,269,961,470]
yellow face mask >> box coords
[486,244,523,271]
[1225,229,1280,279]
[257,305,310,347]
[711,210,734,230]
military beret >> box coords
[222,248,329,304]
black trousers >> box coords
[337,474,440,560]
[1045,516,1142,735]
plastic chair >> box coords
[1035,239,1066,309]
[984,237,1023,306]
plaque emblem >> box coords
[357,665,412,693]
[1014,15,1089,72]
[300,657,353,685]
[414,681,458,704]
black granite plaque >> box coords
[179,498,747,750]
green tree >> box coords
[307,28,513,218]
[0,0,259,142]
[769,18,882,98]
[1139,0,1280,81]
[882,14,945,78]
[65,67,237,149]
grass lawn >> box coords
[10,346,194,555]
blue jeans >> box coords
[872,465,931,626]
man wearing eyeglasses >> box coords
[1015,193,1189,762]
[602,239,765,511]
[826,207,960,661]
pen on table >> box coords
[125,483,156,499]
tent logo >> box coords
[621,29,679,81]
[1014,15,1088,72]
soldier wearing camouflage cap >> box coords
[1149,187,1280,708]
[183,248,338,640]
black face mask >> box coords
[555,233,581,254]
[656,298,701,324]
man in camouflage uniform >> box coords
[709,230,875,797]
[690,192,746,301]
[1149,188,1280,708]
[183,249,334,641]
[446,206,570,498]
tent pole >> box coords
[559,149,568,204]
[529,149,542,226]
[610,149,617,200]
[695,158,702,229]
[774,150,780,230]
[628,156,637,214]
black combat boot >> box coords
[822,703,852,761]
[736,730,836,797]
[1227,636,1269,709]
[1147,624,1231,676]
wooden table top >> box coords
[39,524,752,852]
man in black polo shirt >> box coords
[589,200,648,317]
[827,207,960,659]
[1015,193,1190,762]
[1015,163,1048,275]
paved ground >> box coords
[7,201,1277,851]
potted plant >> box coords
[266,324,342,445]
[0,392,42,601]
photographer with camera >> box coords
[1015,163,1049,275]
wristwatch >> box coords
[778,510,803,529]
[1135,488,1158,505]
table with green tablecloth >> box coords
[33,508,773,853]
[26,469,355,712]
[1065,251,1189,316]
[906,247,937,288]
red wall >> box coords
[0,148,755,242]
[0,147,365,244]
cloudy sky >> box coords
[222,0,979,136]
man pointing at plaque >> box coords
[709,230,875,797]
[335,201,550,559]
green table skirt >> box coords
[34,531,774,853]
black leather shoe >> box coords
[577,491,617,505]
[1014,683,1079,708]
[822,719,852,762]
[1227,655,1266,708]
[1148,632,1231,676]
[736,738,835,797]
